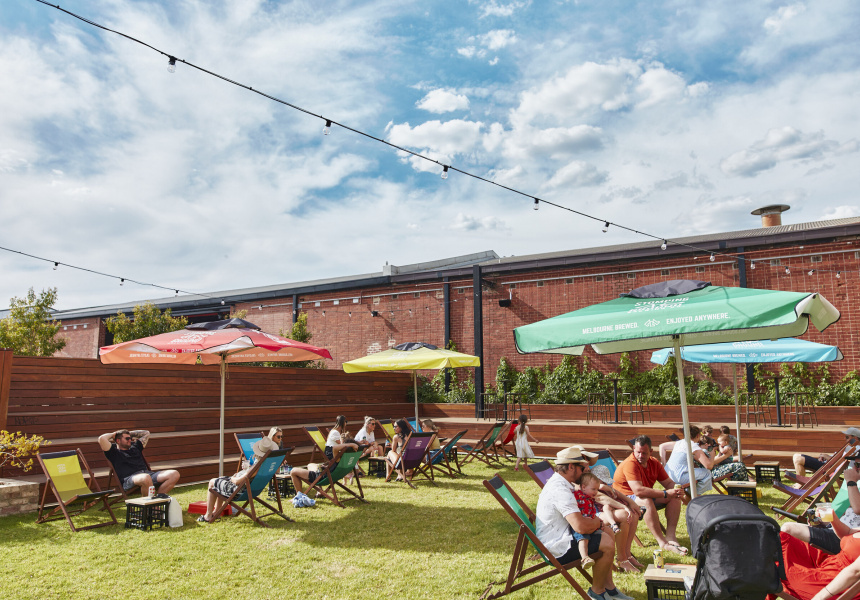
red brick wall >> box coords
[61,239,860,391]
[55,317,101,359]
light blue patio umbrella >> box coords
[650,338,843,456]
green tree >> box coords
[278,312,326,369]
[0,287,66,356]
[104,302,188,343]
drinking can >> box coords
[653,549,664,568]
[148,486,156,498]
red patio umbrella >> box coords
[99,318,332,475]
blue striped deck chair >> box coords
[386,432,437,488]
[483,474,598,599]
[213,447,293,527]
[406,418,424,433]
[425,429,468,478]
[307,449,366,508]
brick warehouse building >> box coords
[51,212,860,399]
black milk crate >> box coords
[125,500,169,530]
[646,579,687,600]
[725,482,760,506]
[269,475,295,498]
[754,462,781,484]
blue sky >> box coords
[1,0,858,310]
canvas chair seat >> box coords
[427,430,467,478]
[211,447,293,527]
[303,426,329,464]
[37,449,118,532]
[307,449,366,508]
[387,432,437,488]
[459,421,506,467]
[494,422,519,460]
[482,474,600,600]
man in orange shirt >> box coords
[612,435,687,556]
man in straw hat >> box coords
[535,446,634,600]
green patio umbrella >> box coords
[513,280,841,498]
[342,342,480,424]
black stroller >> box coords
[686,495,785,600]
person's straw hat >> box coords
[252,437,280,458]
[556,445,598,465]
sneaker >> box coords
[606,588,634,600]
[587,589,609,600]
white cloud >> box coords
[503,125,606,160]
[764,3,806,34]
[819,205,860,220]
[387,119,484,158]
[478,1,528,18]
[457,46,478,58]
[544,161,608,189]
[720,127,842,177]
[635,66,687,108]
[450,212,508,231]
[416,89,470,113]
[479,30,517,51]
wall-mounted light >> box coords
[371,310,379,317]
[499,289,512,307]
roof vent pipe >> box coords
[751,204,790,227]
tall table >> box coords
[607,378,624,424]
[766,376,791,427]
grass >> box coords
[0,461,787,600]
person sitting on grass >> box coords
[386,419,410,482]
[198,432,281,523]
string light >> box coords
[53,262,58,270]
[175,290,179,296]
[808,270,814,276]
[23,2,860,289]
[323,120,331,135]
[837,271,842,279]
[119,278,124,286]
[709,253,715,262]
[785,267,791,275]
[750,261,756,270]
[533,198,539,211]
[661,240,667,251]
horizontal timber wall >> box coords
[0,354,413,489]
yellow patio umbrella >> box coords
[343,343,481,423]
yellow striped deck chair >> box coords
[36,449,117,532]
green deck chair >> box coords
[303,426,329,463]
[307,449,366,508]
[459,421,506,466]
[36,449,118,532]
[483,474,599,600]
[212,447,294,527]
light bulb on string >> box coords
[441,165,449,180]
[602,222,609,233]
[175,290,179,297]
[785,266,791,275]
[709,253,715,262]
[167,56,176,73]
[660,240,667,251]
[323,120,331,135]
[750,261,756,270]
[808,270,814,276]
[53,262,58,270]
[533,198,539,211]
[119,278,124,286]
[837,271,842,279]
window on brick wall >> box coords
[565,278,573,284]
[536,281,544,287]
[661,269,670,276]
[696,266,705,273]
[627,273,636,279]
[391,294,398,299]
[373,296,380,304]
[595,275,604,282]
[811,255,822,263]
[333,300,340,305]
[458,289,464,294]
[413,292,420,298]
[770,259,781,266]
[509,283,517,289]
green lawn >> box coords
[0,463,785,600]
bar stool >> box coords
[787,392,818,428]
[585,392,608,424]
[624,393,650,424]
[744,392,771,426]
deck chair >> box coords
[102,450,154,509]
[37,449,118,532]
[495,421,520,460]
[406,417,423,433]
[483,474,599,600]
[784,442,850,486]
[524,460,555,488]
[427,430,468,478]
[307,449,366,508]
[459,421,506,467]
[387,432,437,488]
[212,447,293,527]
[775,449,851,514]
[234,432,264,473]
[303,426,329,463]
[377,419,396,447]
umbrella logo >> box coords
[749,353,758,358]
[645,319,660,327]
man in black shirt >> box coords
[98,429,180,495]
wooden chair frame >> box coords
[303,426,329,464]
[426,430,467,478]
[306,449,366,508]
[211,447,294,527]
[494,421,519,460]
[523,460,555,488]
[386,431,437,488]
[459,421,507,467]
[482,473,598,600]
[37,449,118,532]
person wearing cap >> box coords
[612,435,688,556]
[535,446,634,600]
[792,428,860,480]
[197,428,283,524]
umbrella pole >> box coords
[734,365,743,459]
[219,357,226,478]
[413,372,419,425]
[673,337,697,500]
